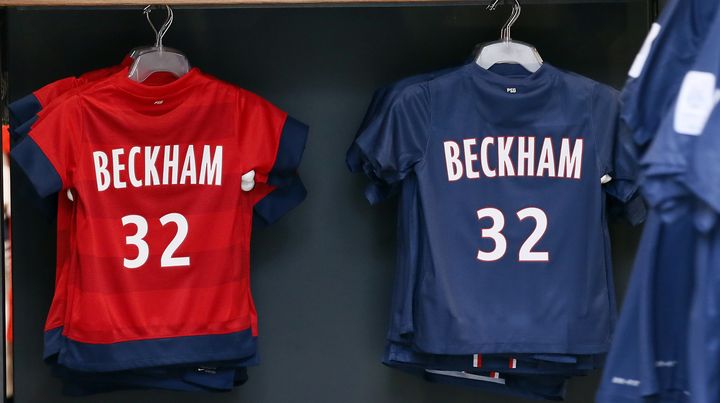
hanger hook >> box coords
[488,0,521,43]
[143,5,160,45]
[157,5,173,49]
[504,0,521,42]
[143,5,173,49]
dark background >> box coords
[5,2,650,402]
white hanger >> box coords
[128,5,181,60]
[128,5,190,82]
[476,0,543,73]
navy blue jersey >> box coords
[640,6,720,211]
[352,65,611,356]
[351,67,610,400]
[598,212,695,403]
[683,73,720,403]
[599,7,720,403]
[687,215,720,403]
[348,67,462,343]
[621,0,719,147]
[354,62,636,355]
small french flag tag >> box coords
[473,354,482,368]
[509,358,518,369]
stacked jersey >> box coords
[348,60,641,400]
[596,0,720,402]
[10,63,308,394]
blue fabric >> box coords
[687,220,720,403]
[267,115,308,187]
[45,327,254,394]
[57,328,257,372]
[597,212,695,403]
[388,358,569,401]
[14,115,38,140]
[253,175,307,229]
[53,365,242,395]
[383,342,597,375]
[620,0,719,148]
[423,371,568,401]
[685,106,720,216]
[354,62,631,355]
[10,136,63,198]
[8,93,42,140]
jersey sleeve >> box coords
[8,77,78,129]
[353,82,431,186]
[10,99,81,198]
[594,84,640,204]
[237,91,308,187]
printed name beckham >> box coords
[93,145,223,191]
[443,136,583,181]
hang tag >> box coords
[628,23,661,79]
[600,174,612,184]
[673,71,717,136]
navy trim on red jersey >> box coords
[267,115,308,187]
[57,328,258,372]
[11,135,63,198]
[8,93,42,139]
[253,175,307,229]
[44,328,253,395]
[14,115,38,140]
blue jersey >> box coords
[683,75,720,403]
[348,67,462,343]
[621,0,719,147]
[351,66,609,401]
[599,6,720,403]
[597,212,695,403]
[354,62,637,355]
[640,10,720,211]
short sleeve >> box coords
[236,91,308,187]
[347,86,400,205]
[10,99,81,198]
[594,84,640,204]
[252,176,308,229]
[353,83,431,185]
[346,86,389,174]
[8,93,43,140]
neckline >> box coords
[467,61,555,87]
[112,67,202,98]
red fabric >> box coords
[2,125,10,153]
[29,67,290,344]
[26,65,178,334]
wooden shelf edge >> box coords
[0,0,640,5]
[1,0,472,5]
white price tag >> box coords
[673,71,717,136]
[629,23,661,79]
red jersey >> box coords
[11,67,308,371]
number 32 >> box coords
[476,207,549,262]
[121,213,191,269]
